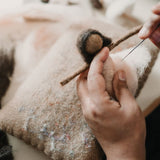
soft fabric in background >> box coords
[0,0,22,15]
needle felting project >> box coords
[0,3,159,160]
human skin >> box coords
[138,2,160,48]
[77,47,146,160]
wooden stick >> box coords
[109,25,142,50]
[60,65,89,86]
[60,25,142,86]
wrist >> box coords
[103,142,146,160]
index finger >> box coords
[152,2,160,15]
[138,15,160,39]
[87,47,110,100]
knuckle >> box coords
[90,107,99,118]
[89,105,101,119]
[81,104,100,119]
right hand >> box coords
[77,48,146,160]
[138,3,160,48]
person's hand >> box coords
[138,3,160,48]
[77,47,146,160]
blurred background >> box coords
[0,0,22,11]
[0,0,158,21]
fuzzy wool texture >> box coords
[103,45,152,98]
[0,9,154,159]
[0,26,106,160]
[105,0,135,20]
[111,46,152,78]
[137,53,160,111]
[0,1,159,160]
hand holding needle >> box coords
[139,5,160,49]
[121,24,160,62]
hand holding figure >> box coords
[77,48,146,160]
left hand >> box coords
[138,2,160,48]
[77,47,146,160]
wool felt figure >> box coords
[0,2,159,160]
[60,26,142,86]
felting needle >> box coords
[121,24,160,62]
[121,39,145,62]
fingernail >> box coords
[138,27,149,38]
[118,71,126,81]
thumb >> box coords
[113,70,137,111]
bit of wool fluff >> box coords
[110,46,151,77]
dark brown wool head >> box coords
[77,29,112,64]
